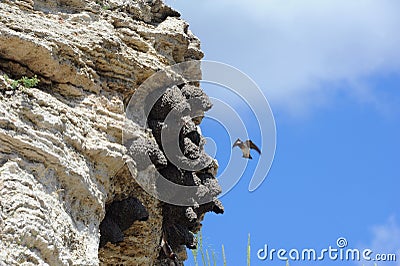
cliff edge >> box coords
[0,0,223,265]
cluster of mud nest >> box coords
[100,83,224,263]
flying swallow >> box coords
[232,138,261,159]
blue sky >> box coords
[164,1,400,265]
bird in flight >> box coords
[232,138,261,159]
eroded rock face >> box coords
[0,0,222,265]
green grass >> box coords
[190,232,383,266]
[190,231,247,266]
[191,231,219,266]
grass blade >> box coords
[212,250,216,266]
[222,244,227,266]
[199,231,206,266]
[191,247,199,266]
[206,249,211,266]
[247,233,251,266]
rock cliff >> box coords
[0,0,223,265]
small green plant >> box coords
[4,75,16,89]
[3,74,40,89]
[2,74,9,80]
[11,80,19,89]
[20,75,40,88]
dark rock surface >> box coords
[100,197,149,248]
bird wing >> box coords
[248,140,261,154]
[232,138,242,148]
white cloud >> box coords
[357,216,400,266]
[166,0,400,115]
